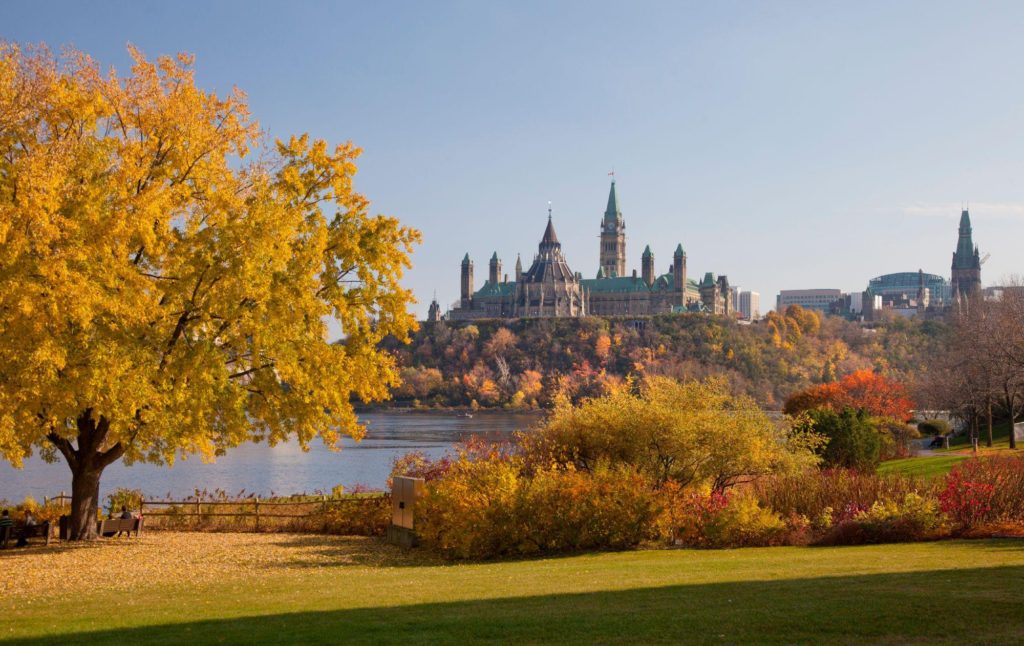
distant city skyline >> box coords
[4,1,1024,322]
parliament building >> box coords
[439,182,734,321]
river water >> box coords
[0,411,542,502]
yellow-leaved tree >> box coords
[0,44,420,539]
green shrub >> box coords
[918,420,951,436]
[808,408,881,471]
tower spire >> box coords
[599,178,626,278]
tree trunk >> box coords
[1011,405,1019,451]
[69,459,103,540]
[47,410,126,541]
[986,399,994,448]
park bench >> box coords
[57,516,144,540]
[98,517,144,538]
[0,521,52,548]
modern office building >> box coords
[865,271,952,308]
[776,288,844,314]
[739,291,760,320]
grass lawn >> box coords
[940,419,1020,453]
[3,533,1024,644]
[877,454,969,478]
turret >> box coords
[460,253,474,305]
[515,254,523,282]
[489,252,501,286]
[673,244,686,304]
[641,245,654,287]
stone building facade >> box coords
[447,182,733,321]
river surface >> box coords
[0,411,542,502]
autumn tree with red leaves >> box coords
[783,370,914,422]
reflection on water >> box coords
[0,411,542,501]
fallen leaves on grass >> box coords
[0,532,432,600]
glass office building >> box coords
[866,272,952,305]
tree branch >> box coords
[46,432,77,470]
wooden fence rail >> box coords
[41,492,388,531]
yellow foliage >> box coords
[0,45,419,473]
[531,376,821,491]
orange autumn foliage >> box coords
[783,370,913,421]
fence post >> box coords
[195,495,201,525]
[254,497,260,532]
[322,494,327,513]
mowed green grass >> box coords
[5,538,1024,644]
[877,454,969,478]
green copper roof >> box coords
[581,276,648,293]
[642,244,652,258]
[674,243,685,256]
[475,281,515,297]
[652,273,700,292]
[701,272,716,286]
[953,209,980,269]
[490,251,499,261]
[596,266,606,279]
[604,181,621,223]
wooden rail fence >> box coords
[42,492,387,530]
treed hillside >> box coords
[382,308,946,409]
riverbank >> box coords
[5,533,1024,643]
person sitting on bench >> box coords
[16,510,37,547]
[117,506,134,537]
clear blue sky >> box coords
[5,1,1024,318]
